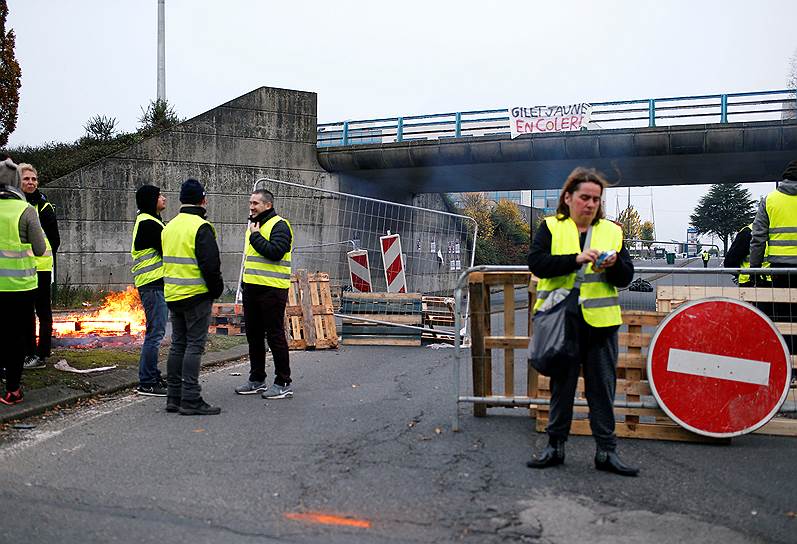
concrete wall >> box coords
[46,86,336,291]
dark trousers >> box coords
[547,316,619,452]
[243,285,291,386]
[1,290,35,392]
[26,271,52,358]
[166,298,212,402]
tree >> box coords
[689,183,756,254]
[83,115,118,142]
[617,205,642,240]
[640,220,655,251]
[459,192,494,239]
[785,46,797,120]
[0,0,21,148]
[138,98,183,134]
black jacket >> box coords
[248,208,292,261]
[166,206,225,309]
[243,208,292,292]
[25,189,60,253]
[528,220,634,287]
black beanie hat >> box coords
[783,160,797,181]
[135,184,161,214]
[179,178,205,204]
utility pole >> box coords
[157,0,165,101]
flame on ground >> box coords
[52,286,147,337]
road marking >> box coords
[666,348,770,385]
[284,512,371,528]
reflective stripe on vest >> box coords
[34,201,54,272]
[242,214,293,289]
[130,213,165,287]
[161,213,215,302]
[533,216,623,327]
[766,190,797,264]
[0,199,37,292]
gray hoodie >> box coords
[749,178,797,267]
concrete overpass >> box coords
[318,120,797,199]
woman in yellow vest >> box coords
[18,163,59,370]
[0,158,46,406]
[527,167,639,476]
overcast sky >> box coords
[6,0,797,242]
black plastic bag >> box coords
[528,288,580,377]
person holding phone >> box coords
[527,167,638,476]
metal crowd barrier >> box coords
[452,265,797,434]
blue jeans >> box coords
[138,285,167,386]
[166,297,212,402]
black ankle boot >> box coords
[594,450,639,477]
[526,439,565,468]
[178,398,221,416]
[166,396,181,413]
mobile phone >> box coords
[595,250,617,268]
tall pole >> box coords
[157,0,165,101]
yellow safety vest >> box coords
[130,213,165,288]
[533,216,623,327]
[162,212,215,302]
[242,214,292,289]
[0,199,37,292]
[738,223,770,285]
[34,201,54,272]
[766,190,797,264]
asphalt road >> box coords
[1,341,795,543]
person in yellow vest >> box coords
[0,158,46,405]
[527,167,638,476]
[162,179,224,415]
[724,224,770,288]
[750,159,797,356]
[700,249,710,268]
[235,189,293,399]
[131,184,168,396]
[18,164,59,370]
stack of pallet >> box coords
[341,293,423,346]
[421,295,456,342]
[209,303,245,336]
[284,271,338,350]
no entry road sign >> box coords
[648,298,791,437]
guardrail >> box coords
[317,89,797,147]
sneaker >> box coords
[179,399,221,416]
[137,383,168,397]
[261,383,293,400]
[23,356,46,370]
[0,389,23,405]
[235,380,267,395]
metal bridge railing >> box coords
[317,89,797,147]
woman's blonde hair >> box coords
[555,167,609,225]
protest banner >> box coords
[509,103,592,138]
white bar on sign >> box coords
[666,348,770,386]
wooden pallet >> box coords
[209,324,245,336]
[341,292,423,346]
[285,270,338,350]
[209,303,245,335]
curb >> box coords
[0,344,250,425]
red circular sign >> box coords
[648,298,791,437]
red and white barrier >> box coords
[380,234,406,293]
[347,250,372,293]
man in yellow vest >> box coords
[750,159,797,355]
[234,189,293,399]
[18,163,59,370]
[131,184,168,396]
[0,158,46,406]
[700,249,710,268]
[162,179,224,415]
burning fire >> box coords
[52,287,147,337]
